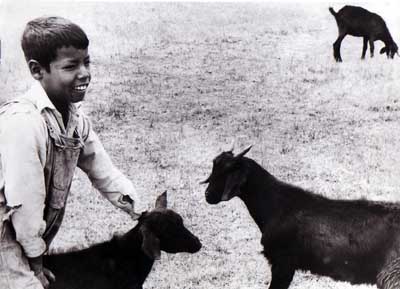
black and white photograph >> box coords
[0,0,400,288]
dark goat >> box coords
[202,146,400,289]
[44,192,202,289]
[329,5,398,62]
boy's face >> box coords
[41,46,91,108]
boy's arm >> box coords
[0,111,48,258]
[28,256,56,287]
[77,118,140,216]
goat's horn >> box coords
[228,139,235,152]
[235,145,253,158]
[199,177,210,185]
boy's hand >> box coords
[35,268,56,289]
[29,256,56,288]
[120,195,141,220]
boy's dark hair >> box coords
[21,16,89,72]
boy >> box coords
[0,16,140,289]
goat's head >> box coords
[380,42,399,59]
[136,191,202,260]
[201,145,252,204]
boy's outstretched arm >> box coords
[77,117,140,217]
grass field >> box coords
[1,1,400,288]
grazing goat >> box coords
[329,5,398,62]
[202,146,400,289]
[44,192,202,289]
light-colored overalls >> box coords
[0,99,84,289]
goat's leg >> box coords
[361,37,368,59]
[268,262,295,289]
[369,39,375,58]
[333,34,346,62]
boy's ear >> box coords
[28,60,45,80]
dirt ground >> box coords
[1,1,400,288]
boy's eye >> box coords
[63,64,77,70]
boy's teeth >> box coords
[75,85,87,91]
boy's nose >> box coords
[77,65,90,80]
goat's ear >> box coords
[234,145,252,159]
[155,191,167,209]
[140,226,161,260]
[380,47,387,54]
[221,169,247,201]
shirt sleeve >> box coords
[0,110,47,258]
[77,116,139,213]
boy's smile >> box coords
[40,46,91,111]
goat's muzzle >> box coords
[189,236,202,253]
[205,190,220,205]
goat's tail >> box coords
[329,7,337,17]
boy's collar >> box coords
[24,81,80,115]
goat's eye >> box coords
[172,217,184,227]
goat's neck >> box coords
[238,160,278,231]
[383,28,395,46]
[115,226,155,284]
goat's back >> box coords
[44,239,150,289]
[335,5,387,37]
[261,193,400,285]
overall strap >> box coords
[40,111,84,247]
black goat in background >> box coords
[329,5,398,62]
[44,192,202,289]
[202,146,400,289]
